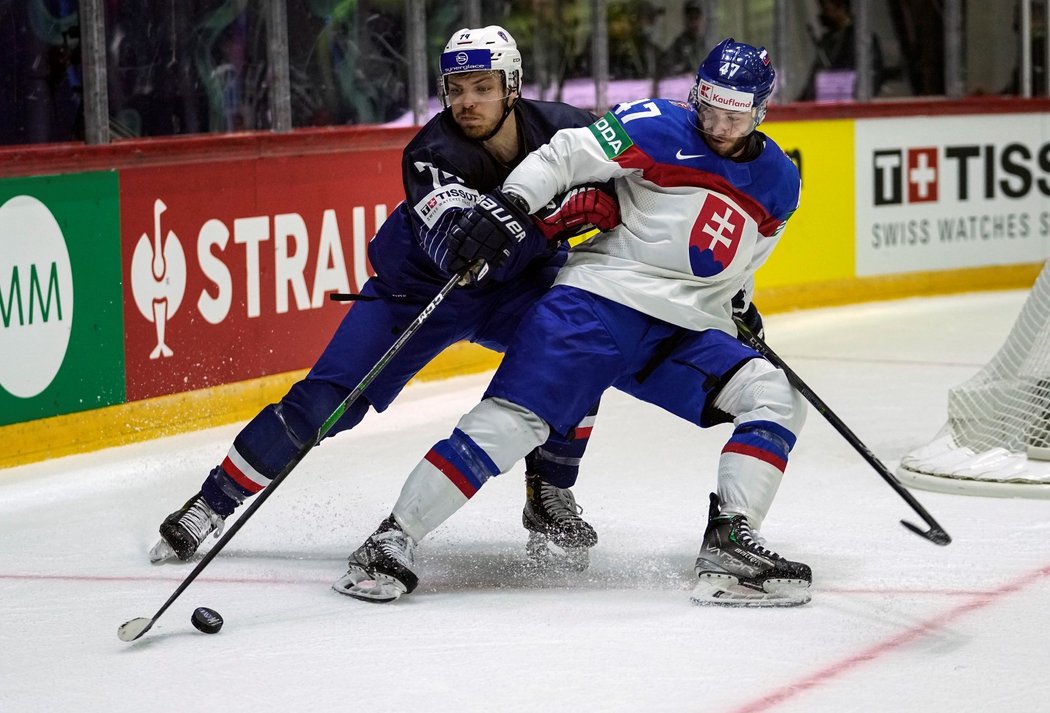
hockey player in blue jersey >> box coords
[148,26,620,580]
[341,38,812,607]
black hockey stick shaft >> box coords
[118,268,469,642]
[735,318,951,547]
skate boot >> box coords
[523,473,597,572]
[691,493,811,607]
[332,516,418,603]
[148,493,226,563]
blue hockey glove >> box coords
[448,189,532,284]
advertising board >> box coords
[855,113,1050,275]
[0,172,124,426]
[120,151,402,401]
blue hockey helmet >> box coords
[689,38,776,130]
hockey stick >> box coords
[734,318,952,547]
[118,268,471,642]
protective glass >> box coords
[444,72,513,106]
[696,103,759,139]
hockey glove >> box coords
[533,185,621,242]
[448,189,532,284]
[732,290,765,341]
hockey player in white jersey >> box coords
[336,38,811,607]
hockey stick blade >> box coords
[118,268,470,642]
[901,519,952,546]
[734,317,951,547]
[117,617,154,642]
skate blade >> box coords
[332,567,407,603]
[525,532,590,572]
[147,538,177,564]
[690,572,811,608]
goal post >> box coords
[897,261,1050,499]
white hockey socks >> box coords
[393,398,549,542]
[711,359,806,529]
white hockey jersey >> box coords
[503,98,800,334]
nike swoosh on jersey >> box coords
[675,149,705,160]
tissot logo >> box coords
[873,141,1050,206]
[873,148,938,205]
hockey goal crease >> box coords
[897,261,1050,499]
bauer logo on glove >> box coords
[447,189,536,284]
[476,193,528,243]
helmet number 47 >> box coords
[719,61,740,77]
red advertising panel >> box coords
[121,148,403,401]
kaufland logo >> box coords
[698,80,753,111]
[873,141,1050,206]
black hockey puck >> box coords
[191,606,223,634]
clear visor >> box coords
[443,71,512,107]
[696,101,760,139]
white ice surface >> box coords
[3,290,1049,713]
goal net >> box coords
[897,262,1050,499]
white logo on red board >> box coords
[130,199,186,358]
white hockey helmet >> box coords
[438,25,523,108]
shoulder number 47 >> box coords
[614,99,662,124]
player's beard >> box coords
[704,133,747,158]
[454,107,499,139]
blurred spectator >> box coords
[1003,0,1048,95]
[107,6,196,137]
[660,0,708,78]
[886,0,943,96]
[1,0,83,144]
[798,0,884,101]
[574,0,664,80]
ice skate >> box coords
[148,493,226,563]
[522,473,597,572]
[691,493,811,607]
[333,516,418,603]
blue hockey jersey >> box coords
[366,99,597,296]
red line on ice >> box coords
[726,564,1050,713]
[0,572,328,586]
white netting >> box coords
[898,262,1050,498]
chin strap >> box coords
[476,95,518,143]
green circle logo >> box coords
[0,195,75,398]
